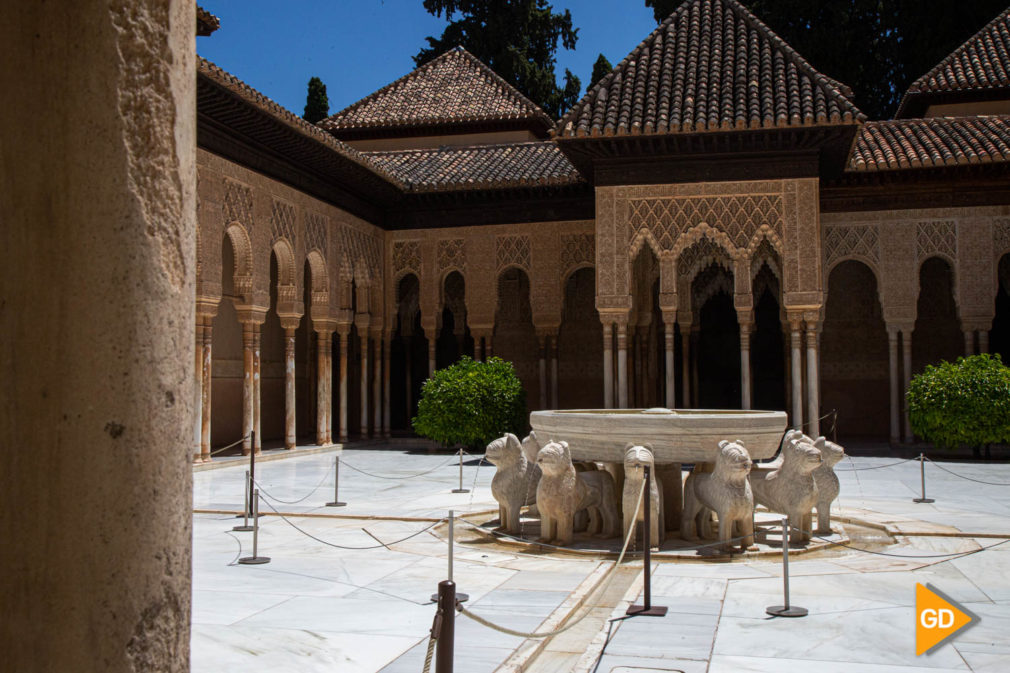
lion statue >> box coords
[622,445,664,548]
[535,440,618,546]
[682,440,755,552]
[749,434,822,543]
[486,433,540,534]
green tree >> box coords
[589,53,613,89]
[413,356,528,450]
[303,76,330,124]
[642,1,1008,120]
[415,0,581,118]
[906,354,1010,457]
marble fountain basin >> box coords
[529,408,788,463]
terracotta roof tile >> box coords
[197,57,405,188]
[362,142,582,192]
[320,47,553,134]
[556,0,862,138]
[197,6,219,36]
[849,116,1010,171]
[906,8,1010,96]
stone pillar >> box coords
[902,330,913,443]
[201,321,213,461]
[680,322,691,409]
[193,318,204,462]
[283,325,297,449]
[383,336,392,437]
[617,322,629,408]
[602,322,614,409]
[538,334,548,409]
[316,330,332,446]
[372,333,381,438]
[663,317,675,408]
[550,335,559,410]
[691,326,700,407]
[980,329,990,354]
[427,333,436,378]
[360,333,370,438]
[964,330,975,356]
[888,328,900,444]
[241,322,256,455]
[739,320,753,410]
[253,328,263,454]
[338,328,350,443]
[789,319,803,429]
[486,334,494,359]
[1,1,195,668]
[806,322,821,438]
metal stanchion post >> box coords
[766,516,806,617]
[326,455,347,507]
[628,465,667,617]
[434,579,456,673]
[451,448,469,494]
[431,510,469,603]
[233,469,254,531]
[913,453,935,503]
[238,489,271,565]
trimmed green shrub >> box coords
[412,356,527,449]
[906,354,1010,452]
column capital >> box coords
[661,309,678,326]
[278,314,302,331]
[195,296,220,318]
[236,306,269,325]
[355,311,371,332]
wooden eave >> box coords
[895,87,1010,119]
[822,162,1010,212]
[326,117,554,142]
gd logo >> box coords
[915,583,978,655]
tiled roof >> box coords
[320,47,554,134]
[362,142,582,192]
[556,0,862,138]
[906,8,1010,97]
[197,58,405,188]
[849,116,1010,171]
[197,6,219,36]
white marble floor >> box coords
[192,447,1010,673]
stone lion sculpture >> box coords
[813,438,844,534]
[486,433,540,534]
[749,435,822,543]
[682,440,755,552]
[622,445,664,547]
[535,440,618,546]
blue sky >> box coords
[197,1,658,118]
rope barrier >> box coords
[790,524,1010,560]
[454,479,647,640]
[835,457,917,472]
[255,460,334,505]
[339,453,461,480]
[421,632,436,673]
[924,457,1010,486]
[253,486,444,550]
[207,434,251,457]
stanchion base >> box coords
[766,605,808,617]
[451,489,470,494]
[232,525,255,532]
[238,556,271,565]
[626,605,668,617]
[913,498,935,503]
[326,502,347,507]
[234,513,264,519]
[431,592,469,603]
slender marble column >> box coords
[806,324,820,437]
[360,333,370,438]
[964,330,975,356]
[404,335,413,422]
[980,329,990,354]
[538,335,548,409]
[253,329,262,454]
[201,322,213,461]
[617,323,629,408]
[372,336,381,438]
[193,319,203,462]
[550,335,559,409]
[603,323,614,409]
[664,321,675,408]
[902,330,913,443]
[316,331,329,445]
[634,330,644,407]
[888,329,900,444]
[383,337,392,437]
[339,330,349,443]
[691,327,700,407]
[486,334,494,359]
[790,322,803,429]
[427,334,436,377]
[242,323,255,456]
[740,322,752,410]
[285,328,296,449]
[680,323,691,409]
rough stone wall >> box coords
[1,1,195,671]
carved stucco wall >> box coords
[595,179,822,324]
[821,205,1010,330]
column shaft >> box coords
[538,336,548,409]
[790,325,803,429]
[242,323,255,455]
[428,336,436,377]
[888,330,900,444]
[253,329,262,454]
[980,329,990,354]
[602,323,614,409]
[664,323,675,408]
[902,331,913,443]
[383,337,392,437]
[193,319,203,462]
[617,323,629,408]
[680,323,691,408]
[284,329,296,449]
[339,331,349,443]
[316,331,328,445]
[806,325,820,437]
[201,323,213,460]
[740,324,752,410]
[404,336,413,423]
[373,336,381,437]
[550,336,559,409]
[360,334,370,438]
[964,330,975,356]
